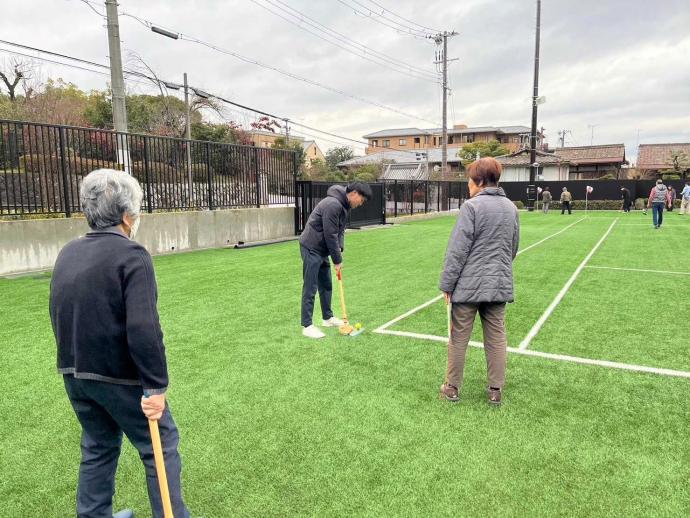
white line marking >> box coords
[518,219,619,350]
[586,265,690,276]
[374,218,586,333]
[377,329,690,379]
[517,217,586,255]
[373,295,443,332]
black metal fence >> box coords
[295,181,387,233]
[383,180,467,217]
[0,119,298,216]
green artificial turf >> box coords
[1,211,689,517]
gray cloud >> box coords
[1,0,688,161]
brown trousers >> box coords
[445,302,507,390]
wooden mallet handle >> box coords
[147,413,174,518]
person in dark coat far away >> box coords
[620,186,632,212]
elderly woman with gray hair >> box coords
[439,157,519,406]
[49,169,189,518]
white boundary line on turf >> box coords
[373,217,586,334]
[377,329,690,379]
[517,219,619,350]
[586,265,690,276]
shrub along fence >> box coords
[0,119,298,217]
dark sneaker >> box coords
[439,383,459,402]
[488,388,502,406]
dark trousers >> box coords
[623,200,631,212]
[561,201,572,214]
[63,376,189,518]
[300,245,333,327]
[652,202,665,227]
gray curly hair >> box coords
[80,169,144,230]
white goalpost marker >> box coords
[377,329,690,379]
[374,217,586,334]
[517,219,619,351]
[586,265,690,276]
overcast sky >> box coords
[1,0,689,162]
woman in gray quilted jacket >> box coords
[438,157,520,405]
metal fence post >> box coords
[410,180,413,215]
[143,137,153,213]
[424,181,428,213]
[206,142,214,210]
[58,127,72,217]
[394,180,398,217]
[437,181,440,212]
[293,151,299,234]
[254,147,261,208]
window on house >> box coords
[371,140,378,147]
[314,148,317,155]
[383,140,390,148]
[414,137,421,144]
[448,136,454,144]
[466,134,475,143]
[399,139,407,146]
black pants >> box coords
[561,201,572,214]
[64,376,190,518]
[300,245,333,327]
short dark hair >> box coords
[544,186,550,191]
[346,181,373,200]
[467,157,502,186]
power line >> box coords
[0,46,159,90]
[0,39,372,150]
[334,0,434,38]
[251,0,438,82]
[75,1,440,125]
[363,0,442,34]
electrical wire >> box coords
[334,0,434,39]
[252,0,438,81]
[76,2,440,124]
[363,0,442,34]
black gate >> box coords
[295,181,386,234]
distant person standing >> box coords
[560,187,572,214]
[667,185,677,212]
[541,187,552,214]
[680,182,690,215]
[620,187,632,213]
[647,179,671,229]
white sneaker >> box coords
[322,317,345,327]
[302,325,326,339]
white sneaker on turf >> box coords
[303,325,326,339]
[322,317,345,327]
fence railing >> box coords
[0,119,298,217]
[383,180,467,217]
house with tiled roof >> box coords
[552,144,627,179]
[496,149,570,181]
[362,124,537,155]
[637,143,690,175]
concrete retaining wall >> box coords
[0,206,294,276]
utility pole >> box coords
[432,31,458,179]
[587,124,598,145]
[284,118,290,145]
[558,129,570,148]
[527,0,542,211]
[105,0,130,172]
[183,72,193,202]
